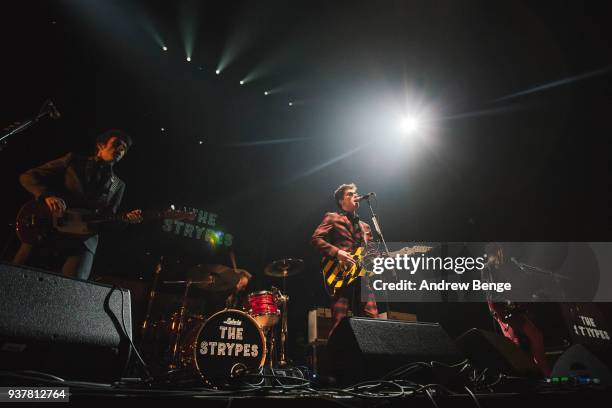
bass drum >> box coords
[181,309,266,381]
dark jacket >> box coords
[19,152,125,253]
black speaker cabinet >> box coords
[0,262,132,382]
[326,317,464,385]
[552,344,612,386]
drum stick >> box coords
[229,250,237,271]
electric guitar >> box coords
[321,245,433,296]
[15,200,196,244]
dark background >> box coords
[2,0,611,361]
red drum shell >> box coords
[248,291,280,328]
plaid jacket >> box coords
[311,211,373,258]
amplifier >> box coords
[0,262,133,382]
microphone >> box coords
[47,100,61,119]
[356,192,376,202]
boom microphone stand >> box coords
[362,194,394,318]
[0,99,60,152]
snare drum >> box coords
[180,309,266,381]
[247,290,280,328]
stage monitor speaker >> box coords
[0,262,132,382]
[455,328,541,377]
[325,317,465,385]
[552,344,612,386]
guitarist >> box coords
[311,183,380,336]
[12,129,142,280]
[484,243,551,376]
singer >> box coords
[311,183,381,336]
[12,129,142,280]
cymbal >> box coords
[264,258,304,277]
[187,264,242,292]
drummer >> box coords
[186,267,252,317]
[225,269,252,310]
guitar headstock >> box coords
[159,208,197,221]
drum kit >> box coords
[140,257,304,383]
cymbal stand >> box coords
[162,279,211,368]
[141,256,163,338]
[170,279,192,369]
[278,269,289,366]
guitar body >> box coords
[320,245,434,296]
[15,201,97,244]
[321,247,368,296]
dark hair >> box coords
[334,183,357,209]
[96,129,133,150]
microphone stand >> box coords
[362,196,394,318]
[0,100,58,152]
[512,259,569,301]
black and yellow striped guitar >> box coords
[321,245,433,296]
[321,247,369,296]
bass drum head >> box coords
[193,309,266,381]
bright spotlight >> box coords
[264,91,269,96]
[162,46,168,51]
[400,116,420,135]
[215,69,220,75]
[288,102,293,106]
[186,57,191,62]
[240,80,244,85]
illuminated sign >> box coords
[161,208,234,248]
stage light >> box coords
[240,80,244,85]
[400,116,420,135]
[289,102,293,106]
[199,140,203,145]
[264,91,269,96]
[215,69,220,75]
[186,57,191,62]
[161,127,165,132]
[162,46,167,51]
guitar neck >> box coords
[87,210,149,224]
[88,209,189,224]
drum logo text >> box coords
[198,325,260,357]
